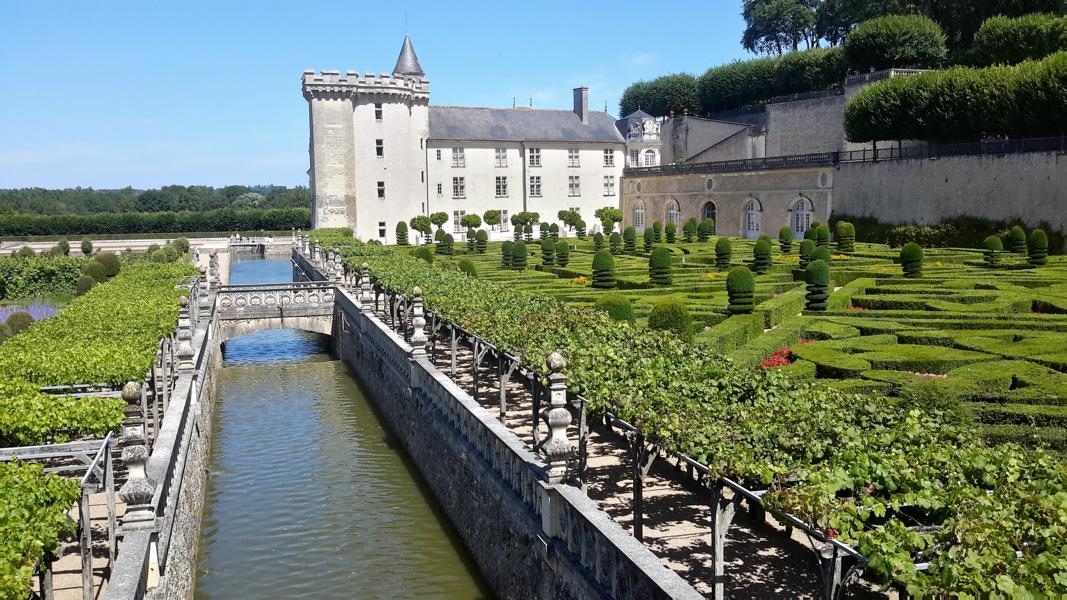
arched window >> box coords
[633,199,646,231]
[643,149,657,167]
[701,201,716,223]
[666,198,680,225]
[743,198,762,239]
[791,196,814,238]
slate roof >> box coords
[393,35,424,77]
[429,106,625,143]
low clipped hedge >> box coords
[648,298,694,342]
[703,313,764,354]
[594,293,635,323]
[973,13,1067,66]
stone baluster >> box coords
[301,235,309,256]
[176,296,195,371]
[360,263,374,314]
[208,250,220,287]
[542,352,575,484]
[333,257,344,283]
[325,250,335,273]
[312,241,322,265]
[118,387,155,525]
[410,286,428,356]
[291,227,297,246]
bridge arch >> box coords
[215,282,336,343]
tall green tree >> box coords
[742,0,819,55]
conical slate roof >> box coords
[393,35,424,77]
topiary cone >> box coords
[643,228,654,252]
[835,221,855,253]
[983,235,1002,267]
[623,226,637,252]
[501,240,514,268]
[609,232,622,255]
[1009,225,1027,253]
[1028,228,1048,266]
[799,239,815,270]
[805,259,830,311]
[752,238,773,274]
[778,226,793,253]
[715,237,732,270]
[900,242,923,278]
[541,238,555,266]
[649,247,673,286]
[592,250,617,289]
[593,232,605,251]
[665,222,677,243]
[476,229,488,253]
[555,241,570,267]
[726,266,755,314]
[512,241,528,270]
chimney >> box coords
[573,86,589,124]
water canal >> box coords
[194,257,489,599]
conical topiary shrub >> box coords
[396,221,409,246]
[715,237,731,270]
[513,224,522,241]
[816,224,831,248]
[501,240,513,268]
[804,227,818,242]
[799,239,815,270]
[624,226,637,252]
[539,222,549,241]
[778,226,793,253]
[665,222,677,243]
[835,221,856,253]
[811,244,831,265]
[683,218,697,243]
[575,220,587,239]
[555,241,570,267]
[541,238,555,266]
[523,223,533,242]
[609,232,623,255]
[900,242,923,278]
[752,238,773,274]
[643,228,654,252]
[649,247,672,286]
[805,259,830,311]
[697,219,714,242]
[593,232,605,251]
[983,235,1003,267]
[1028,229,1048,266]
[550,223,560,241]
[726,266,755,314]
[652,221,663,243]
[1009,225,1027,253]
[441,234,454,256]
[467,230,477,253]
[476,229,488,253]
[512,241,528,270]
[592,250,616,289]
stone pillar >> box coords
[410,286,427,356]
[312,242,322,264]
[360,263,374,314]
[208,250,220,287]
[333,257,344,283]
[176,296,195,371]
[542,352,575,484]
[291,227,297,246]
[118,402,155,525]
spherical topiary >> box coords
[810,244,832,265]
[458,258,477,277]
[900,242,923,278]
[799,239,816,270]
[83,261,107,283]
[593,232,605,251]
[778,226,794,253]
[715,237,732,270]
[15,246,35,258]
[804,226,818,241]
[1028,229,1048,266]
[805,259,831,311]
[652,221,663,243]
[173,237,190,254]
[643,228,654,252]
[501,240,514,268]
[591,250,616,289]
[414,246,434,265]
[396,221,409,246]
[983,235,1003,267]
[523,223,533,242]
[512,241,528,270]
[648,298,693,342]
[683,218,697,243]
[835,221,856,253]
[575,219,587,239]
[475,229,488,253]
[726,266,756,314]
[595,293,635,323]
[549,223,560,241]
[665,222,677,244]
[56,239,70,256]
[697,219,713,242]
[150,249,168,263]
[162,245,179,262]
[816,224,831,248]
[649,247,673,286]
[434,228,445,242]
[1009,225,1027,253]
[609,232,623,255]
[76,275,96,296]
[80,238,93,256]
[752,238,773,274]
[4,312,34,335]
[541,238,556,266]
[95,252,121,277]
[623,226,637,252]
[555,241,570,267]
[147,244,160,254]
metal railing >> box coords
[625,151,838,177]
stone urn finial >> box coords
[176,296,194,370]
[542,352,574,484]
[360,263,374,313]
[121,381,141,403]
[410,286,427,355]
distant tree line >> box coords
[0,185,309,215]
[0,207,310,236]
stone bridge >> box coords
[215,281,335,342]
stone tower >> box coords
[302,36,430,240]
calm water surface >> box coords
[195,258,490,599]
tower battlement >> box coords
[301,69,429,101]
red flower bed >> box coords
[759,347,793,368]
[847,305,865,310]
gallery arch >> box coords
[666,198,680,226]
[743,197,762,239]
[701,200,716,223]
[633,199,646,231]
[790,196,814,238]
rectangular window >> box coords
[603,149,614,167]
[603,175,616,196]
[451,148,465,167]
[377,181,386,198]
[374,103,383,121]
[378,221,386,238]
[568,148,580,167]
[569,206,581,215]
[436,149,442,160]
[420,170,424,182]
[568,175,581,197]
[436,183,443,195]
[453,210,466,233]
[452,176,465,199]
[495,176,508,198]
[643,150,656,167]
[528,148,541,167]
[375,139,384,157]
[500,209,509,232]
[495,148,507,167]
[629,149,639,167]
[529,176,542,197]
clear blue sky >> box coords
[0,1,747,189]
